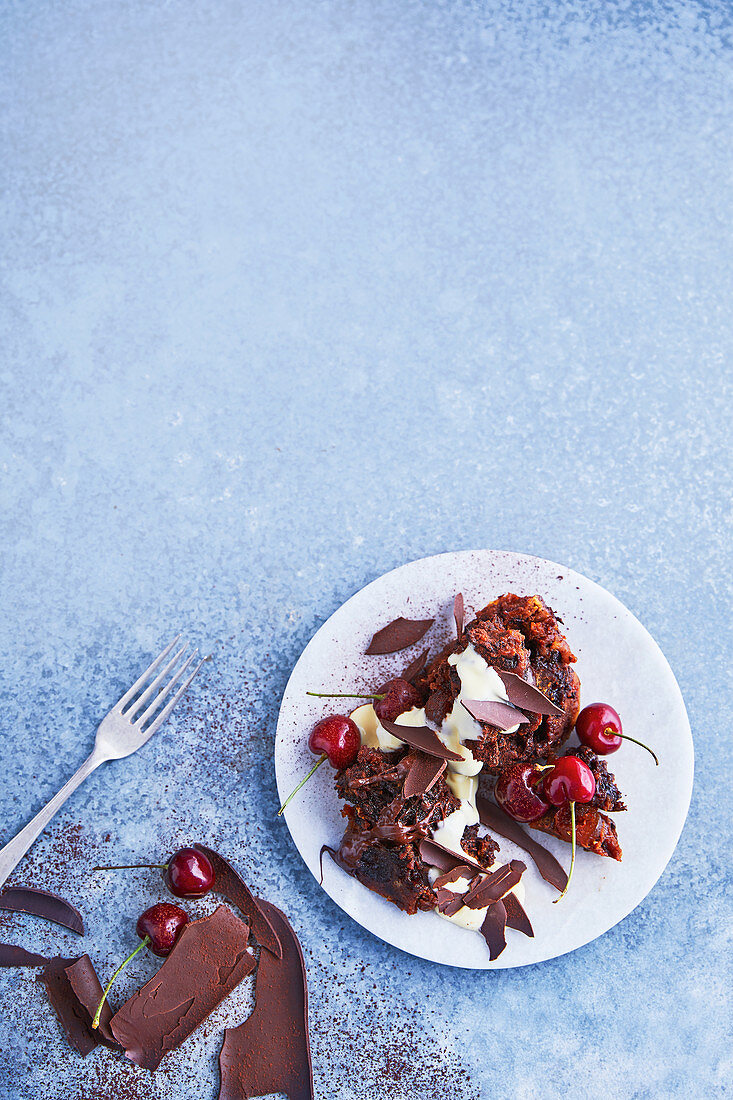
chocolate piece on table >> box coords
[460,699,529,731]
[496,671,565,717]
[462,860,526,910]
[0,886,84,935]
[419,839,487,876]
[193,844,282,958]
[401,648,430,683]
[0,943,48,967]
[65,954,118,1047]
[403,753,446,798]
[219,898,313,1100]
[110,905,255,1071]
[476,793,568,892]
[453,592,464,636]
[504,892,534,938]
[479,901,508,961]
[40,954,117,1055]
[378,718,464,762]
[365,616,434,655]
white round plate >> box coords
[275,550,693,969]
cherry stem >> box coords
[93,864,166,871]
[277,754,327,816]
[553,801,576,904]
[306,691,385,700]
[92,935,150,1029]
[611,730,659,766]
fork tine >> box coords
[136,649,199,728]
[142,658,204,738]
[116,635,181,710]
[125,643,189,718]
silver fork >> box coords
[0,636,203,889]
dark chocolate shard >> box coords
[403,754,447,798]
[435,888,465,917]
[433,866,475,889]
[477,793,568,892]
[454,593,464,637]
[419,839,487,876]
[193,844,282,959]
[462,860,526,910]
[460,699,529,730]
[365,617,434,655]
[496,671,564,716]
[479,901,507,961]
[219,899,313,1100]
[378,718,464,761]
[65,955,117,1048]
[110,905,255,1071]
[0,886,84,935]
[504,892,534,938]
[0,943,48,967]
[401,648,430,683]
[39,956,98,1057]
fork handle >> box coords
[0,748,105,889]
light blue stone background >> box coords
[1,1,730,1097]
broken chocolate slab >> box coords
[480,901,507,961]
[435,888,465,917]
[433,866,475,889]
[454,593,464,636]
[378,718,464,761]
[365,617,434,655]
[66,955,117,1047]
[462,860,526,910]
[419,839,487,876]
[0,886,84,935]
[496,671,564,716]
[460,699,529,730]
[477,793,568,892]
[0,943,48,967]
[39,954,117,1055]
[193,844,282,958]
[504,892,534,938]
[219,898,313,1100]
[110,905,255,1071]
[401,648,430,683]
[403,754,446,798]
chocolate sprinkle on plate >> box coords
[453,592,464,636]
[403,754,447,798]
[194,844,282,959]
[0,943,48,967]
[479,901,508,961]
[496,671,565,716]
[219,898,314,1100]
[378,718,464,761]
[460,699,529,730]
[365,616,434,655]
[0,885,84,935]
[110,905,255,1071]
[477,793,568,892]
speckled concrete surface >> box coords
[0,1,730,1097]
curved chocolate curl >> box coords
[39,955,116,1056]
[365,617,434,655]
[476,793,568,892]
[401,648,430,683]
[403,754,446,798]
[496,671,564,716]
[453,593,464,637]
[194,844,282,958]
[378,718,464,762]
[460,699,528,731]
[504,893,534,938]
[0,886,84,935]
[480,901,507,961]
[219,899,313,1100]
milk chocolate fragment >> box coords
[479,901,507,961]
[0,885,84,935]
[0,943,48,967]
[65,954,118,1047]
[378,718,464,761]
[477,793,568,892]
[460,699,529,730]
[504,892,534,938]
[365,617,434,655]
[453,593,464,637]
[462,860,526,910]
[110,905,255,1071]
[419,838,487,876]
[193,844,282,958]
[40,956,100,1057]
[401,648,430,683]
[219,899,313,1100]
[496,671,564,716]
[403,753,446,798]
[435,888,465,917]
[433,866,475,889]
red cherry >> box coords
[495,763,550,822]
[543,756,596,807]
[373,678,421,722]
[576,703,658,764]
[308,715,360,768]
[93,902,188,1028]
[165,848,215,898]
[278,715,361,816]
[136,902,189,956]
